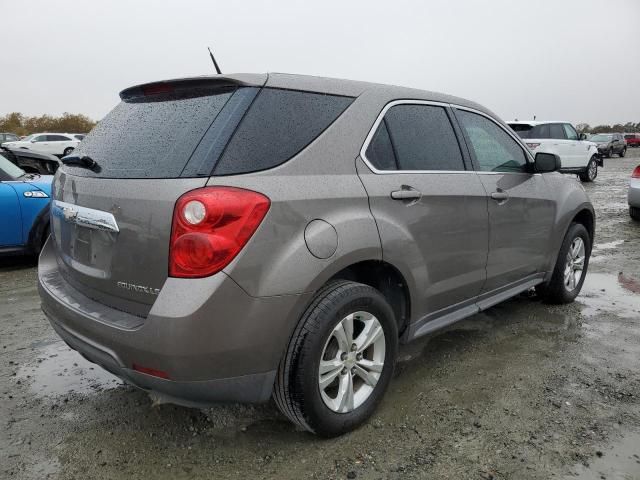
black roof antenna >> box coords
[207,47,222,75]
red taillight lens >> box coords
[632,166,640,178]
[169,187,270,278]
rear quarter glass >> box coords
[61,87,354,179]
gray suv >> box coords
[38,73,594,437]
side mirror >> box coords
[534,152,561,173]
[579,133,587,140]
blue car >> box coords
[0,153,53,256]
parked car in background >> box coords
[0,147,60,174]
[589,133,627,158]
[0,132,20,143]
[624,133,640,148]
[38,73,595,437]
[1,133,80,157]
[0,154,52,256]
[508,121,600,182]
[629,165,640,221]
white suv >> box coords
[1,133,80,157]
[508,121,600,182]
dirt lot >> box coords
[2,151,640,480]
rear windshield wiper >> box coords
[61,155,98,169]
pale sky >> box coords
[1,0,639,126]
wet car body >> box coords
[38,73,595,435]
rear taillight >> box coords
[526,142,541,150]
[169,187,270,278]
[632,166,640,178]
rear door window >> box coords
[365,103,465,171]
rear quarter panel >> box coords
[208,94,386,297]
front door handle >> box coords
[491,191,509,202]
[391,188,422,201]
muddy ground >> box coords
[2,151,640,480]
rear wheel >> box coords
[537,223,591,304]
[63,147,74,156]
[273,280,398,437]
[630,206,640,221]
[579,156,598,182]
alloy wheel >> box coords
[318,311,386,413]
[588,160,597,180]
[564,237,585,291]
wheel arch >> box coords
[327,260,411,337]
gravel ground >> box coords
[1,150,640,480]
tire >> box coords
[579,156,598,182]
[537,223,591,304]
[620,147,626,158]
[63,147,74,157]
[273,280,398,437]
[607,148,613,158]
[630,206,640,221]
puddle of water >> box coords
[579,272,640,319]
[565,431,640,479]
[17,341,122,398]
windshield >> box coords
[590,134,612,142]
[0,153,27,179]
[20,134,34,142]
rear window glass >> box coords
[63,86,353,179]
[62,88,237,178]
[213,89,353,175]
[509,123,559,139]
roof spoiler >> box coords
[119,74,268,101]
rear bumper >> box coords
[38,239,312,405]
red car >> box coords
[624,133,640,147]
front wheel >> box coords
[620,147,626,157]
[630,206,640,221]
[274,280,398,437]
[579,156,598,182]
[537,223,591,304]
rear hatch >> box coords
[51,76,265,317]
[50,74,355,317]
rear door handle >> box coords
[391,188,422,201]
[491,191,509,202]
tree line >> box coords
[0,112,96,137]
[1,111,639,137]
[575,122,640,134]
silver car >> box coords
[629,164,640,220]
[38,73,594,436]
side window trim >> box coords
[360,99,471,174]
[451,105,534,173]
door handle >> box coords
[491,191,509,202]
[391,188,422,201]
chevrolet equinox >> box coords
[38,73,594,437]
